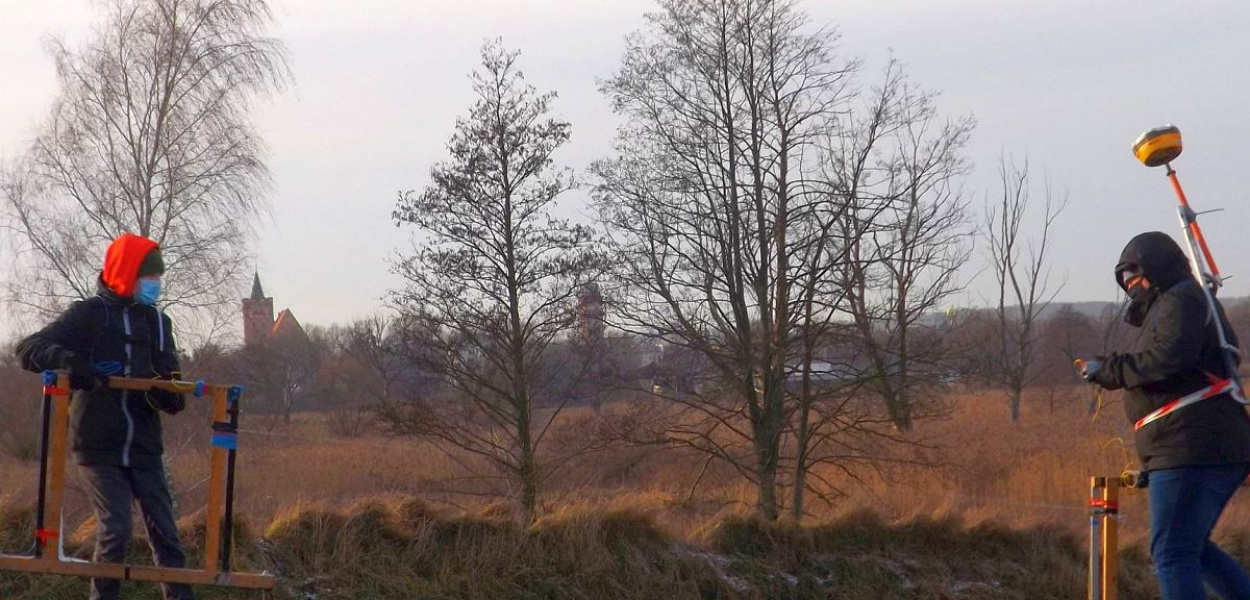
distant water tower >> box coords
[576,283,605,346]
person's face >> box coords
[135,273,164,305]
[1120,269,1150,294]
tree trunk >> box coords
[516,383,539,521]
[519,441,539,522]
[756,458,780,521]
[886,390,913,432]
[755,382,784,521]
[790,428,808,520]
[1009,388,1022,424]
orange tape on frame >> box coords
[1089,499,1119,512]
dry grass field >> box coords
[3,383,1250,598]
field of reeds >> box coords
[3,383,1250,599]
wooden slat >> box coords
[1088,476,1102,600]
[105,377,227,395]
[41,375,72,566]
[1102,480,1118,600]
[0,556,275,589]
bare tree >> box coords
[594,0,868,521]
[785,60,964,517]
[340,314,408,408]
[386,41,598,522]
[0,0,289,345]
[1036,304,1099,412]
[1038,305,1098,376]
[982,157,1065,423]
[232,324,322,425]
[830,64,975,432]
[0,354,41,462]
[326,315,420,437]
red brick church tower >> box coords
[241,274,274,347]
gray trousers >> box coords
[80,464,195,600]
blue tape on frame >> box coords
[42,371,57,386]
[211,433,238,450]
[194,380,206,398]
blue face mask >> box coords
[135,278,162,306]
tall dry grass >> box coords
[0,492,1200,600]
[2,384,1249,598]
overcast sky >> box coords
[2,0,1249,332]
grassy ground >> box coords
[2,384,1249,598]
[0,495,1194,600]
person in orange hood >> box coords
[16,233,194,600]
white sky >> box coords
[3,0,1250,331]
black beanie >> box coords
[137,247,165,277]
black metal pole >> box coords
[220,385,243,574]
[33,371,56,558]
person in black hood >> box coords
[1080,231,1250,600]
[15,233,194,600]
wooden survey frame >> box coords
[0,373,274,590]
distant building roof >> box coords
[271,308,308,343]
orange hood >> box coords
[102,233,159,298]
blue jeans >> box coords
[1150,463,1250,600]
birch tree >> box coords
[1,0,289,343]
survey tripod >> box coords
[0,372,274,590]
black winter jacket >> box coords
[1092,232,1250,471]
[16,280,185,469]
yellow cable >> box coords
[143,390,161,412]
[167,380,197,392]
[163,371,197,392]
[1074,360,1107,425]
[1091,387,1104,423]
[144,371,194,411]
[1099,437,1142,493]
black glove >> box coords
[148,388,186,415]
[61,353,98,391]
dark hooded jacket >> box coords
[15,235,184,469]
[1091,231,1250,471]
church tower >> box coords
[242,273,274,347]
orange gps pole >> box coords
[1133,125,1243,402]
[1132,125,1222,289]
[1166,168,1221,283]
